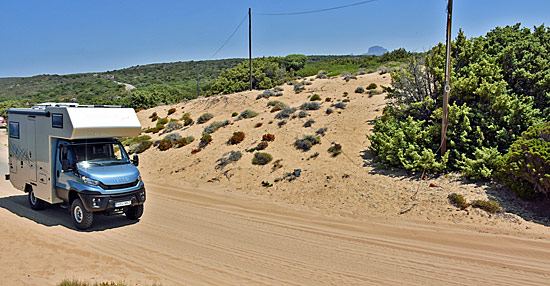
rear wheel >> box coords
[125,204,144,220]
[71,198,94,230]
[28,188,46,210]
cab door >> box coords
[55,143,76,201]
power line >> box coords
[209,14,248,59]
[255,0,377,16]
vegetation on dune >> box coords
[252,152,273,165]
[369,23,550,198]
[0,51,409,115]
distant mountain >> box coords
[364,46,388,56]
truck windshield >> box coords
[71,142,130,167]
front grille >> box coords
[99,180,139,190]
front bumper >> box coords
[79,187,146,213]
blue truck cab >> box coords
[55,138,146,228]
[6,103,145,229]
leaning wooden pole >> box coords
[248,8,252,91]
[441,0,453,155]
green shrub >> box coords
[157,117,168,125]
[167,107,176,115]
[355,87,365,93]
[175,136,194,148]
[210,57,287,94]
[252,152,273,165]
[144,125,164,134]
[298,110,308,118]
[267,100,288,110]
[237,109,259,120]
[229,131,245,145]
[149,112,157,119]
[181,112,191,120]
[231,112,239,117]
[158,138,173,151]
[459,147,502,179]
[198,134,213,148]
[310,94,321,101]
[183,117,193,126]
[448,193,469,209]
[366,83,378,90]
[128,140,152,154]
[197,113,214,124]
[471,200,503,213]
[122,135,152,146]
[256,141,268,150]
[328,144,342,156]
[368,116,447,171]
[151,115,158,122]
[294,135,320,151]
[499,122,550,198]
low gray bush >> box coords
[275,107,297,119]
[300,102,321,111]
[216,151,242,170]
[332,102,347,109]
[303,119,315,127]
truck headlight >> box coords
[81,176,99,186]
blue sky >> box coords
[0,0,548,77]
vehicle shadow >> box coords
[0,194,138,231]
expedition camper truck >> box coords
[6,103,146,229]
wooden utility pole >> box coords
[249,8,252,91]
[441,0,453,155]
[196,62,200,97]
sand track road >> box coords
[0,133,549,285]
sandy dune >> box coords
[1,73,549,285]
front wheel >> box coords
[71,198,94,230]
[28,188,46,210]
[125,204,144,220]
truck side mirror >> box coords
[132,154,139,167]
[62,159,75,172]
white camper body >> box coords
[7,103,141,204]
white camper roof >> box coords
[8,103,142,139]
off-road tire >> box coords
[71,198,94,230]
[125,204,144,220]
[28,188,46,210]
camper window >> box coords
[52,113,63,128]
[8,122,19,139]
